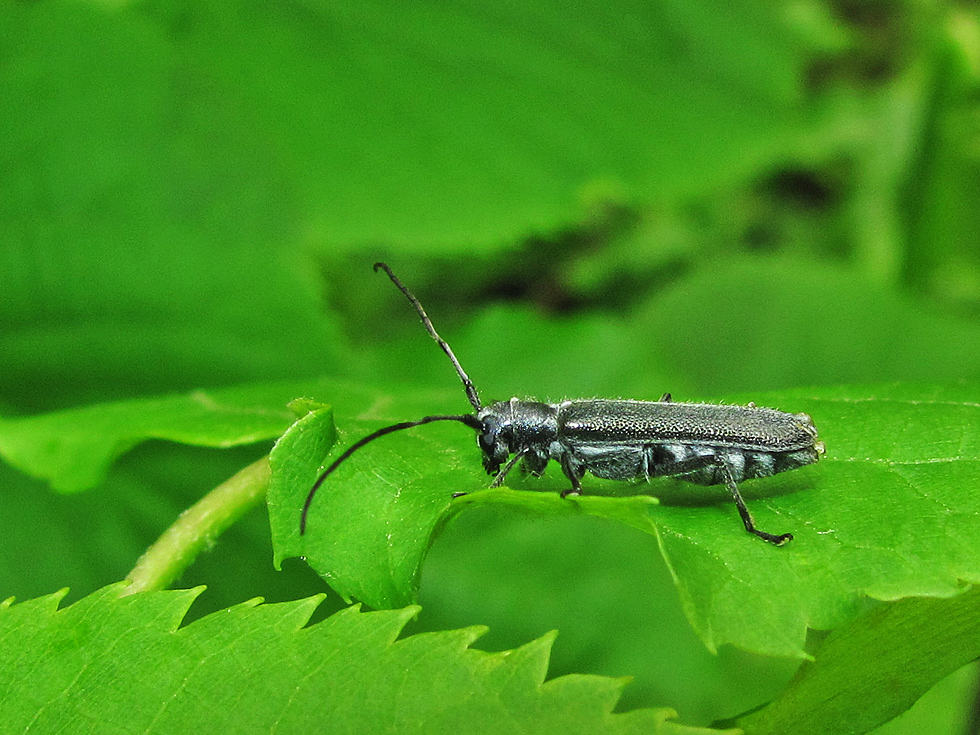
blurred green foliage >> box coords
[2,0,980,732]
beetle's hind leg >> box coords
[714,457,793,546]
[659,451,793,545]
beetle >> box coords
[300,262,824,545]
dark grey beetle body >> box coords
[479,398,821,492]
[300,263,824,545]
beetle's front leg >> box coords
[488,450,525,488]
[455,451,528,497]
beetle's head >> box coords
[476,401,513,475]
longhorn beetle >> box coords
[300,262,824,545]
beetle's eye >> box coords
[478,430,500,455]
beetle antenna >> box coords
[300,413,483,534]
[374,262,482,412]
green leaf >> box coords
[738,588,980,735]
[267,384,661,609]
[276,382,980,659]
[270,406,486,608]
[650,383,980,656]
[0,584,712,734]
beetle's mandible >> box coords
[300,262,824,545]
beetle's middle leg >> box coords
[558,453,584,498]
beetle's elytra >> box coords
[300,263,824,545]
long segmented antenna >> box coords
[374,262,482,412]
[300,413,483,534]
[300,263,486,535]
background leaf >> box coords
[138,0,842,251]
[0,385,295,493]
[0,1,343,414]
